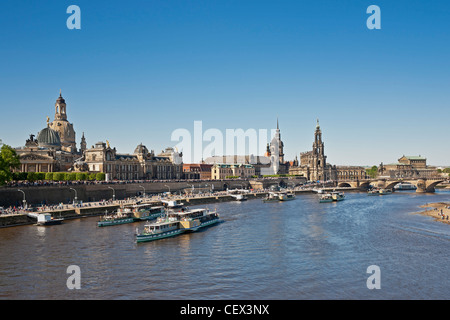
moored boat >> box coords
[319,193,333,203]
[263,192,279,203]
[394,183,416,190]
[279,192,296,201]
[135,206,220,243]
[131,204,164,221]
[97,206,134,227]
[331,191,345,201]
[232,194,247,201]
[379,188,393,195]
[36,213,64,226]
[368,189,380,196]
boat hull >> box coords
[263,198,279,203]
[97,218,135,227]
[279,197,296,201]
[36,219,63,226]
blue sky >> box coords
[1,0,450,166]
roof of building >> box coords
[37,126,61,149]
[403,155,426,160]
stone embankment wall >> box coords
[0,178,307,207]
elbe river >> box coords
[0,190,449,299]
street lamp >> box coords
[69,188,78,204]
[17,189,27,209]
[108,186,116,201]
[164,185,170,193]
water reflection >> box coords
[0,190,449,299]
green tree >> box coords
[76,172,87,181]
[66,172,77,181]
[366,165,378,179]
[53,172,65,181]
[27,172,38,182]
[0,144,20,185]
[45,172,54,180]
[96,172,106,181]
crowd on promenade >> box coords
[0,181,335,217]
[1,175,307,189]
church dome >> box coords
[37,126,61,149]
[134,143,149,154]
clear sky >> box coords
[1,0,450,166]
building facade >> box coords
[14,92,82,173]
[211,163,255,180]
[289,120,368,182]
[289,120,337,181]
[82,143,183,180]
[183,163,213,180]
[379,155,437,179]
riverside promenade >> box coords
[0,186,356,228]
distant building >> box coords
[289,120,367,181]
[204,118,288,176]
[82,143,183,180]
[205,155,270,177]
[379,155,437,179]
[289,120,337,181]
[183,163,213,180]
[336,166,368,181]
[14,92,82,173]
[211,163,255,180]
[48,91,77,153]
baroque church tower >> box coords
[262,117,287,175]
[312,119,326,170]
[49,91,77,153]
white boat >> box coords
[379,188,393,195]
[278,192,296,201]
[319,193,333,203]
[36,213,63,226]
[331,191,345,201]
[231,194,247,201]
[263,192,279,203]
[394,183,416,190]
[136,205,220,243]
[131,204,165,221]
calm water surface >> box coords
[1,190,449,299]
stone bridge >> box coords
[337,178,446,193]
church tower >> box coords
[49,91,77,153]
[55,90,67,121]
[80,132,87,155]
[312,119,327,180]
[274,117,284,164]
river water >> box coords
[0,190,449,300]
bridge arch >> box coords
[337,182,352,188]
[384,181,403,189]
[422,180,444,193]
